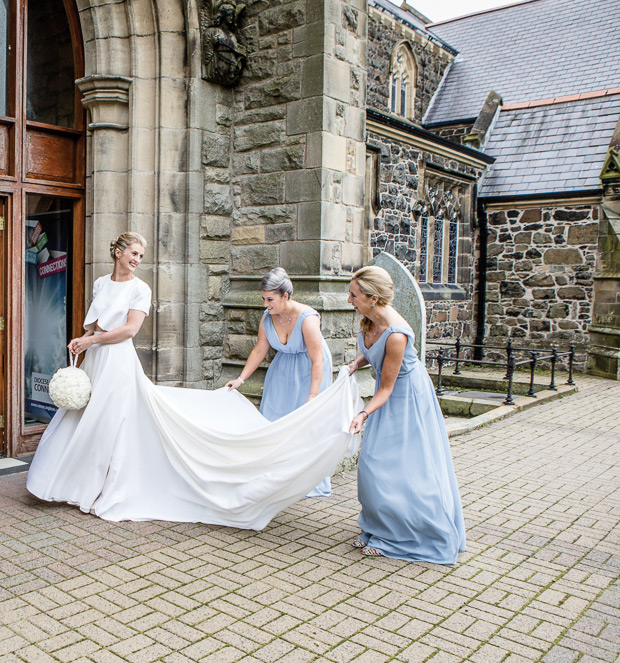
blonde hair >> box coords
[110,232,147,261]
[352,265,394,334]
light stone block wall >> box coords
[76,0,370,394]
[213,0,370,392]
[77,0,209,387]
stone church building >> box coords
[1,0,619,455]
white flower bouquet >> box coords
[49,354,92,410]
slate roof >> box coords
[425,0,620,123]
[479,93,620,197]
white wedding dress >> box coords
[27,276,363,530]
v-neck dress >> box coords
[261,307,334,497]
[357,324,466,564]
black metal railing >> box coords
[426,338,576,406]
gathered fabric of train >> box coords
[27,343,363,531]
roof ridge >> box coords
[501,88,620,110]
[427,0,539,27]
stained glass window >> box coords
[432,215,443,283]
[390,74,397,114]
[419,215,428,283]
[448,215,458,283]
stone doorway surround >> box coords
[74,0,207,387]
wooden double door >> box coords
[0,0,85,456]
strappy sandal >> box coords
[361,546,384,557]
[352,538,366,548]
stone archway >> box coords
[74,0,209,386]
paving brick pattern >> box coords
[1,375,619,662]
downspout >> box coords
[474,193,487,360]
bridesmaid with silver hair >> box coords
[226,267,334,497]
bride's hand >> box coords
[226,378,244,391]
[68,337,90,355]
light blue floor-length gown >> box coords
[261,308,333,497]
[357,325,466,564]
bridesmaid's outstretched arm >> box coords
[301,315,324,402]
[226,320,271,390]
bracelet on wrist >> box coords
[359,410,369,420]
[238,377,245,385]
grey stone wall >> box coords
[427,122,475,145]
[198,0,369,392]
[367,10,451,124]
[485,204,599,367]
[367,129,484,341]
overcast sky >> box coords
[403,0,526,23]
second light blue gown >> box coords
[261,307,333,496]
[357,325,466,564]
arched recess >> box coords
[74,0,211,387]
[389,40,417,121]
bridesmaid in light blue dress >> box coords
[226,268,333,496]
[348,266,465,564]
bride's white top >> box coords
[83,274,151,331]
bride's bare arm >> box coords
[68,309,147,354]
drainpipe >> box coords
[474,194,487,360]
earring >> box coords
[371,301,375,307]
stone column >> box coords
[219,0,368,391]
[588,124,620,379]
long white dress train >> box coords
[27,336,362,529]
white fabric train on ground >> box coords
[27,334,363,530]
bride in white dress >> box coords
[27,232,362,530]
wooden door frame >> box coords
[0,0,85,457]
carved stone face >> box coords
[218,3,235,25]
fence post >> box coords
[454,336,461,375]
[504,339,513,379]
[526,351,538,397]
[567,343,576,385]
[503,356,516,405]
[436,348,445,396]
[549,346,558,391]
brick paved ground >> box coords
[1,374,619,662]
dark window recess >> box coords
[433,215,443,283]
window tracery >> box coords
[415,176,469,285]
[389,42,416,121]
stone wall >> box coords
[484,203,599,367]
[367,128,484,341]
[426,122,475,145]
[367,9,452,124]
[199,0,369,392]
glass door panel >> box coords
[0,197,4,452]
[0,0,9,117]
[24,194,72,426]
[26,0,75,128]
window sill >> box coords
[418,283,468,301]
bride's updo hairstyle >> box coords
[261,267,294,300]
[110,231,147,261]
[351,265,394,334]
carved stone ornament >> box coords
[199,0,247,87]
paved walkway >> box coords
[1,375,619,663]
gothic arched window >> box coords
[389,43,416,121]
